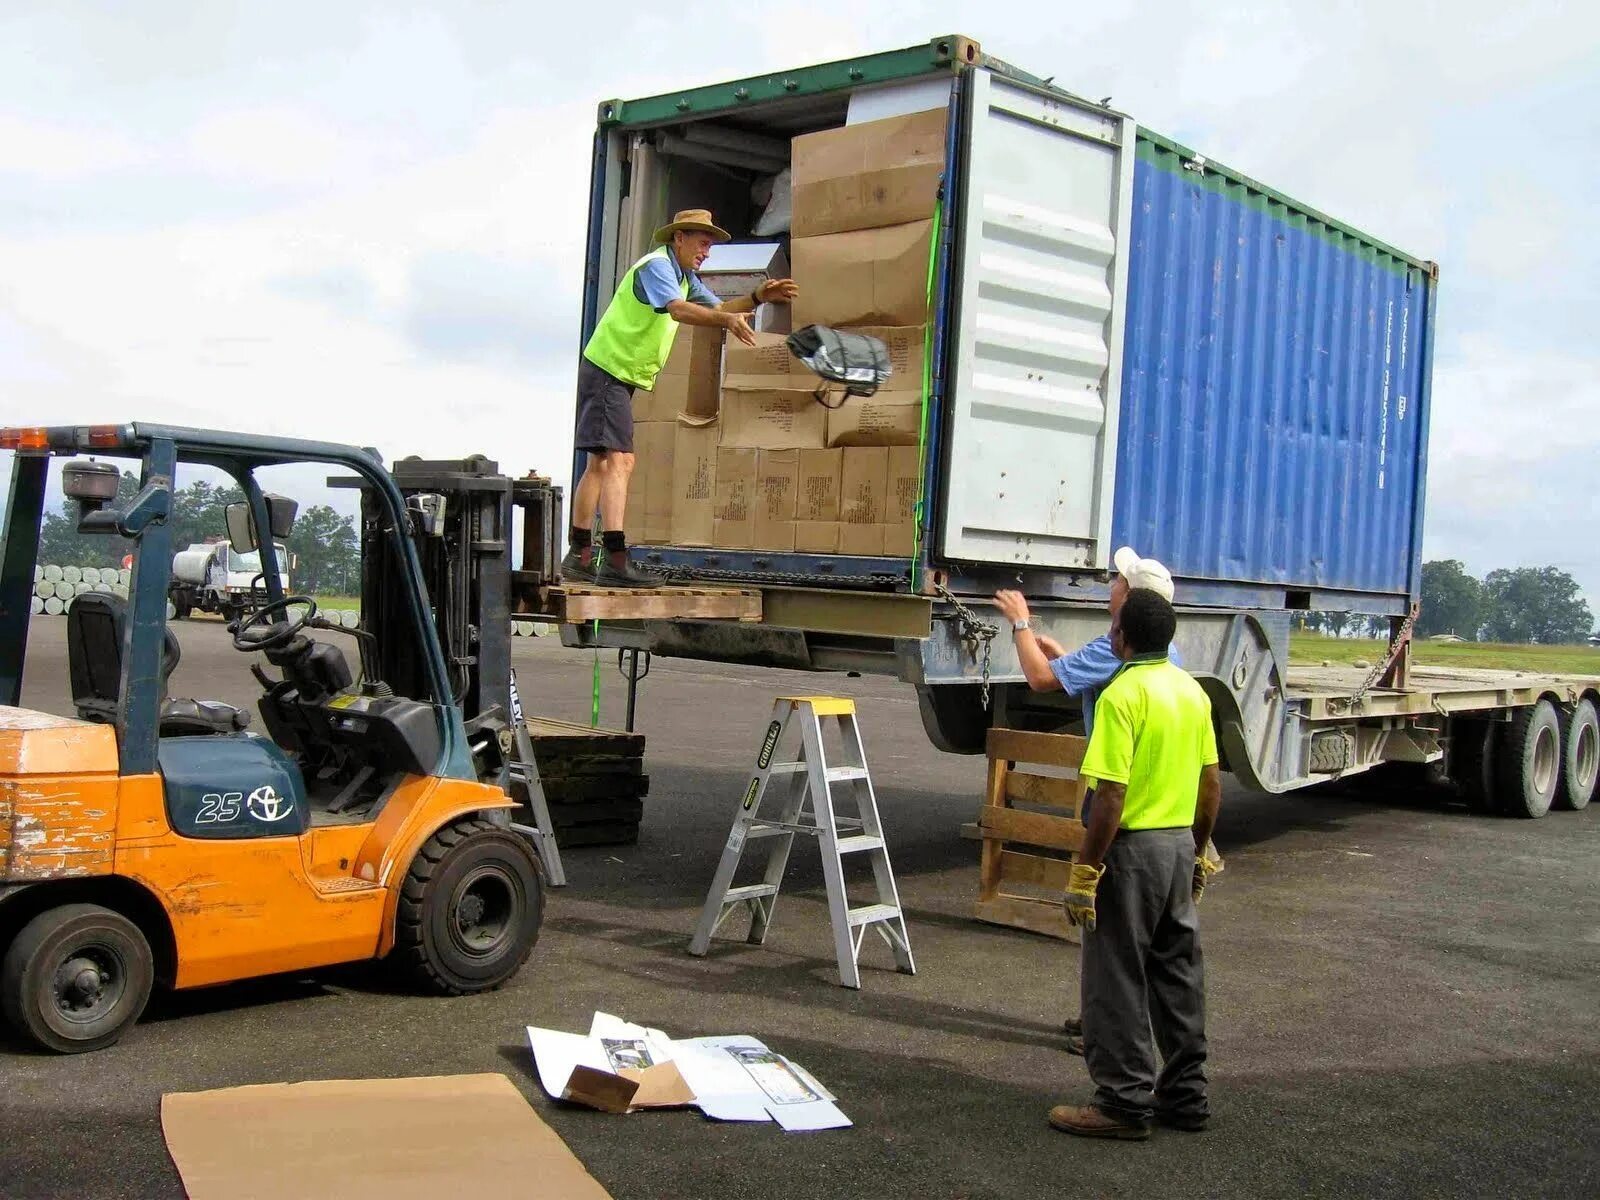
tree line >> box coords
[1293,561,1595,645]
[30,471,362,596]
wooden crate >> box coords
[975,728,1089,942]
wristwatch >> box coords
[1012,619,1031,632]
[750,285,764,306]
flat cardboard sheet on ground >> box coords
[161,1072,611,1200]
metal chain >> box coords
[1341,603,1420,711]
[936,583,999,709]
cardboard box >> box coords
[669,416,718,546]
[798,449,843,523]
[630,421,675,545]
[835,448,888,557]
[795,523,840,553]
[713,447,758,549]
[791,109,947,238]
[884,444,923,556]
[639,326,722,421]
[754,449,800,552]
[718,386,828,450]
[722,331,807,381]
[827,390,922,447]
[791,221,933,330]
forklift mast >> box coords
[345,454,563,744]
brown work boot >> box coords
[1047,1103,1150,1141]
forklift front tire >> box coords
[393,817,544,996]
[1,904,155,1054]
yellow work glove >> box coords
[1062,862,1105,931]
[1192,840,1223,904]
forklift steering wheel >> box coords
[232,595,318,652]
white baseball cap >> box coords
[1113,546,1175,602]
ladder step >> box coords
[767,762,807,775]
[847,903,902,927]
[825,766,869,783]
[724,884,780,904]
[836,835,885,854]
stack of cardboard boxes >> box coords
[630,108,945,558]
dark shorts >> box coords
[574,357,635,454]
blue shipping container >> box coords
[1111,134,1435,610]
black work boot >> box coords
[594,550,658,589]
[560,547,596,582]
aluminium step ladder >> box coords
[688,696,914,988]
[506,668,566,887]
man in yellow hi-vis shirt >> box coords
[1049,588,1223,1140]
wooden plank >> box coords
[978,807,1085,853]
[996,848,1073,890]
[974,894,1080,943]
[1004,771,1084,812]
[549,584,761,624]
[977,755,1007,901]
[985,728,1087,769]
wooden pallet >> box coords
[975,728,1089,942]
[535,583,761,624]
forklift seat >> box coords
[66,592,251,736]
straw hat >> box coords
[653,208,731,244]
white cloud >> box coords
[0,113,149,178]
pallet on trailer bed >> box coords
[517,577,761,624]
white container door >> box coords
[937,71,1135,569]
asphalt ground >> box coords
[4,617,1599,1199]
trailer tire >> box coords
[1556,698,1598,811]
[916,684,989,755]
[1449,720,1497,814]
[1495,700,1560,820]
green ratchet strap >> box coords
[591,618,601,727]
[910,195,943,587]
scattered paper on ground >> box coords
[527,1012,851,1132]
[161,1073,612,1199]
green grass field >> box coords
[1290,633,1600,675]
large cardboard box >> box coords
[837,447,888,556]
[636,327,722,422]
[795,523,840,554]
[798,449,843,523]
[790,221,933,330]
[722,331,808,381]
[884,444,923,557]
[669,417,718,546]
[754,449,800,552]
[631,420,676,545]
[718,386,828,450]
[791,109,947,238]
[713,447,758,549]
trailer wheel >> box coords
[1449,720,1497,814]
[1495,700,1561,820]
[393,817,544,996]
[0,904,154,1054]
[1556,698,1598,811]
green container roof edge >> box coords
[597,34,1437,279]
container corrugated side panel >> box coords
[1111,136,1434,603]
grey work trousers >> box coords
[1080,827,1208,1124]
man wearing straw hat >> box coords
[562,208,799,588]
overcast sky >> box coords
[2,2,1596,604]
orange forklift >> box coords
[0,424,560,1052]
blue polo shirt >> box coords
[1049,634,1181,739]
[634,248,720,312]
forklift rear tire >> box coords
[394,817,544,996]
[1,904,154,1054]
